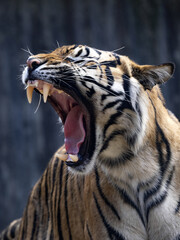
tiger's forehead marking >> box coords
[34,45,121,64]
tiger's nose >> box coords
[27,58,41,70]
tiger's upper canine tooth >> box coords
[69,154,78,162]
[43,83,51,103]
[26,86,34,104]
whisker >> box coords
[56,40,60,48]
[111,46,125,53]
[34,95,42,114]
[21,47,33,56]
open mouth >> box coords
[26,79,91,168]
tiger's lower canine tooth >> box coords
[55,153,68,162]
[27,86,34,104]
[43,83,51,103]
[69,154,78,162]
[62,148,67,154]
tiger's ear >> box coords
[132,63,175,90]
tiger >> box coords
[0,44,180,240]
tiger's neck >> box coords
[99,86,180,190]
[95,88,180,229]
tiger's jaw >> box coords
[22,68,96,174]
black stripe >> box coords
[10,224,16,238]
[77,78,95,98]
[95,168,121,221]
[105,66,114,86]
[101,129,125,152]
[30,184,41,238]
[113,54,121,65]
[143,167,174,206]
[143,176,162,203]
[115,186,145,227]
[64,169,72,240]
[146,167,174,221]
[82,175,85,189]
[156,120,171,173]
[143,97,172,205]
[76,176,83,201]
[149,95,171,173]
[126,132,138,147]
[135,98,141,114]
[37,179,42,222]
[100,60,118,68]
[50,61,63,65]
[86,224,93,240]
[86,86,95,98]
[102,99,122,112]
[21,200,29,239]
[45,169,49,216]
[30,209,37,240]
[83,76,119,96]
[50,228,53,240]
[146,191,167,221]
[2,229,8,240]
[122,74,134,111]
[55,67,75,76]
[57,162,64,240]
[66,45,78,53]
[101,92,124,102]
[93,193,125,240]
[100,150,134,168]
[73,59,85,64]
[166,166,175,185]
[142,95,174,223]
[70,176,74,201]
[75,49,83,57]
[86,63,98,69]
[101,94,108,101]
[84,47,90,57]
[175,195,180,214]
[95,49,102,56]
[52,159,60,235]
[135,96,142,126]
[52,158,59,192]
[99,65,103,82]
[103,111,123,137]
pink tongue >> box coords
[64,105,85,154]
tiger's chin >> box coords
[25,79,96,174]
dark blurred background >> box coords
[0,0,180,231]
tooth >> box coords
[55,153,68,162]
[26,86,34,104]
[62,148,67,154]
[43,83,51,103]
[69,154,78,162]
[57,90,63,94]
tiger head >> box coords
[22,45,174,175]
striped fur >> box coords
[1,45,180,239]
